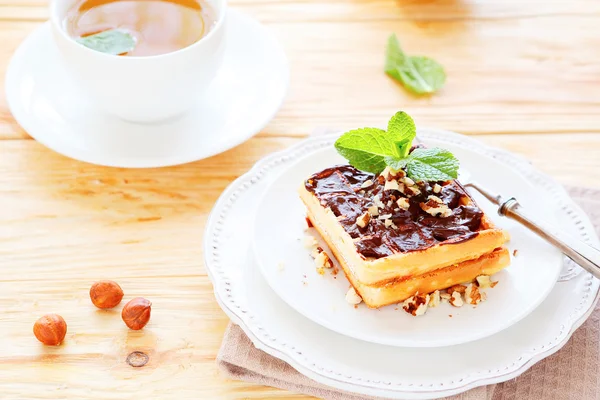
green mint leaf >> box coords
[384,34,407,82]
[76,30,136,56]
[402,148,459,181]
[334,128,397,173]
[385,34,446,95]
[386,111,416,157]
[383,156,410,171]
[397,56,446,95]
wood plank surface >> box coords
[1,1,600,138]
[1,0,599,399]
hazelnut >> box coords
[121,297,152,330]
[90,280,124,309]
[33,314,67,346]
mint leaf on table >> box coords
[385,34,446,95]
[334,128,397,173]
[397,56,446,95]
[76,30,136,56]
[384,34,407,83]
[386,148,459,181]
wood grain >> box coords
[1,0,600,398]
[0,133,599,399]
[1,1,600,138]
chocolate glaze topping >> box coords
[304,165,484,259]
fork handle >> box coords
[501,198,600,279]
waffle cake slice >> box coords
[299,164,510,308]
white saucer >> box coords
[204,129,600,399]
[252,143,562,347]
[5,10,289,168]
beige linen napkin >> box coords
[217,187,600,400]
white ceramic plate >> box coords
[252,143,562,347]
[4,10,289,168]
[204,129,600,399]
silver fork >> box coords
[462,179,600,279]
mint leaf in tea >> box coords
[65,0,217,57]
[76,30,136,55]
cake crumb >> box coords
[513,249,519,257]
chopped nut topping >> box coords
[427,195,443,204]
[513,249,519,257]
[402,293,430,316]
[384,179,400,191]
[381,166,400,180]
[367,206,379,216]
[373,194,385,209]
[384,219,394,228]
[420,199,452,218]
[490,281,499,288]
[316,267,325,275]
[303,235,318,249]
[433,183,442,194]
[356,212,371,228]
[378,213,393,220]
[397,197,410,210]
[440,292,451,302]
[447,284,467,295]
[404,184,421,197]
[403,177,416,186]
[386,200,393,207]
[345,287,363,305]
[360,179,374,189]
[464,284,482,305]
[475,275,492,289]
[449,291,464,307]
[429,290,441,308]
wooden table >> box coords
[1,1,599,398]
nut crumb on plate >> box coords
[447,284,467,295]
[475,275,493,289]
[402,293,430,316]
[449,291,464,307]
[464,283,482,305]
[314,250,333,271]
[345,287,363,305]
[303,235,318,249]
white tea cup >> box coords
[50,0,227,123]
